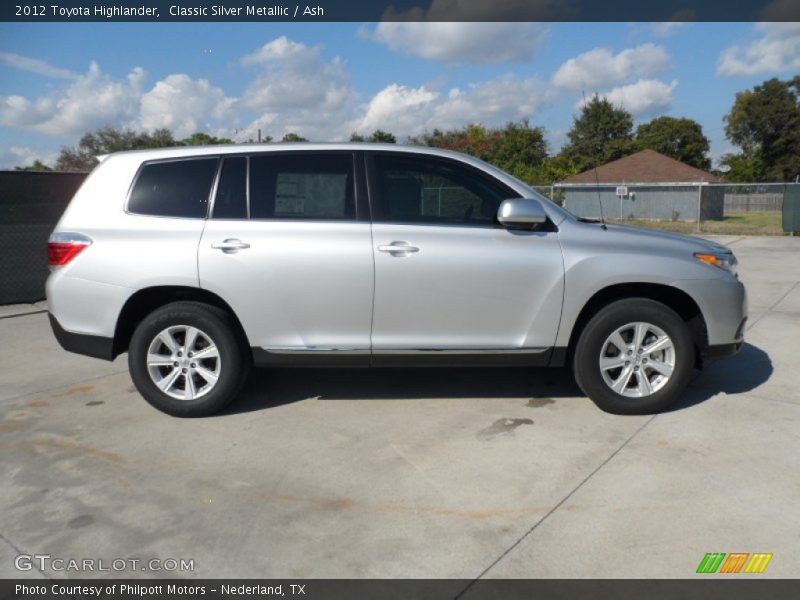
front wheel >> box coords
[573,298,695,415]
[128,302,247,417]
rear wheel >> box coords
[573,298,695,414]
[128,302,247,417]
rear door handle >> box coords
[211,238,250,253]
[378,241,419,255]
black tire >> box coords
[573,298,695,415]
[128,301,248,417]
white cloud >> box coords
[240,36,318,66]
[553,43,671,91]
[361,22,547,64]
[0,146,57,169]
[716,22,800,76]
[432,74,552,128]
[650,22,686,38]
[140,74,236,138]
[238,37,356,140]
[0,37,355,143]
[0,38,358,143]
[0,52,78,79]
[354,84,438,135]
[0,35,555,148]
[351,74,553,139]
[577,79,678,117]
[0,62,144,136]
[0,62,240,142]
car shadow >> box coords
[220,342,773,416]
[665,342,773,412]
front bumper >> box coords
[673,277,747,347]
[702,313,746,361]
[703,340,744,361]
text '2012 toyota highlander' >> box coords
[46,144,746,417]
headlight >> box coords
[694,252,738,277]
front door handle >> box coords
[211,238,251,253]
[378,241,419,256]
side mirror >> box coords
[497,198,547,228]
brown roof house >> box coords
[558,149,723,222]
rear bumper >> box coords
[49,312,114,361]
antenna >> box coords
[582,90,607,230]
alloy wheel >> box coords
[146,325,221,400]
[598,321,675,398]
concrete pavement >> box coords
[0,235,797,580]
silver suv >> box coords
[46,144,746,417]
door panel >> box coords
[200,220,374,350]
[371,223,564,349]
[367,151,564,351]
[198,152,373,353]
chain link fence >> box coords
[550,182,798,236]
[0,171,88,305]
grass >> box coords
[609,211,785,236]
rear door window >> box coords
[249,154,355,220]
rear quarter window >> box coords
[128,158,219,218]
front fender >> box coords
[554,251,724,348]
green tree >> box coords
[55,127,178,171]
[492,120,548,177]
[368,129,396,143]
[561,95,635,172]
[525,155,581,186]
[718,153,763,182]
[14,159,53,172]
[635,116,711,170]
[180,132,233,146]
[407,128,443,147]
[281,132,308,142]
[724,76,800,181]
[350,129,397,143]
[410,121,549,184]
[410,123,497,161]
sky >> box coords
[1,21,799,170]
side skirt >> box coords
[252,347,563,368]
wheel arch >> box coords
[562,283,708,368]
[112,286,250,359]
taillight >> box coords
[48,232,92,267]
